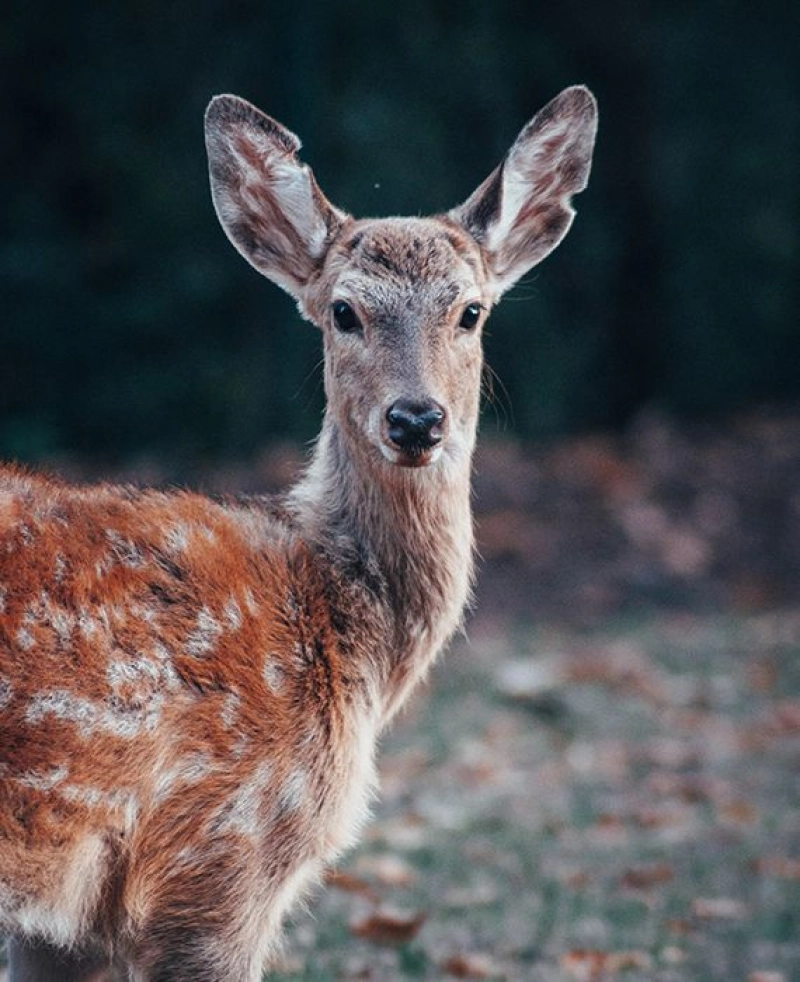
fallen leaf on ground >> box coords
[355,853,418,887]
[325,869,377,899]
[349,906,427,945]
[763,700,800,736]
[440,952,502,978]
[752,856,800,880]
[717,799,759,825]
[561,868,592,889]
[565,642,668,705]
[620,862,674,889]
[560,949,652,979]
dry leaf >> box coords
[441,952,501,978]
[355,853,418,887]
[764,700,800,736]
[718,799,759,825]
[752,856,800,880]
[350,905,427,945]
[621,862,674,889]
[560,949,652,979]
[563,869,591,889]
[325,869,377,899]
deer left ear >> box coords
[450,86,597,297]
[204,95,347,301]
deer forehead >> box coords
[324,217,487,315]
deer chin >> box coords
[379,442,444,469]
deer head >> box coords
[204,88,597,473]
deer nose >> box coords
[385,399,446,453]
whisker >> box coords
[293,358,325,411]
[481,362,515,431]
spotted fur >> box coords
[1,86,596,980]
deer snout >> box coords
[384,399,447,465]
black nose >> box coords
[386,399,446,453]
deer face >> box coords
[306,218,487,470]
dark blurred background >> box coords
[1,1,798,464]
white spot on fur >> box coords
[0,677,11,708]
[94,553,115,579]
[78,609,99,639]
[231,733,251,760]
[107,656,166,696]
[165,523,189,553]
[263,656,285,694]
[48,606,73,645]
[15,765,69,791]
[149,641,181,690]
[210,761,273,837]
[224,596,243,630]
[221,692,240,728]
[53,553,68,583]
[278,767,309,814]
[243,587,259,614]
[128,600,158,625]
[26,688,162,739]
[16,626,35,650]
[105,529,144,568]
[153,752,216,805]
[186,606,223,657]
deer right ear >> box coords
[450,86,597,298]
[204,95,347,301]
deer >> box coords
[0,86,597,980]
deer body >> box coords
[1,88,596,980]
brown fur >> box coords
[1,87,596,980]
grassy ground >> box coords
[267,608,799,981]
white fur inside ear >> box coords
[268,158,329,260]
[485,110,580,256]
[218,124,329,259]
[449,87,597,296]
[206,104,346,300]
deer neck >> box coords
[288,416,474,719]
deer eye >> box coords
[332,300,361,333]
[459,302,482,331]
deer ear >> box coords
[204,95,347,300]
[450,86,597,297]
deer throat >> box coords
[289,419,474,717]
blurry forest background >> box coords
[2,4,800,979]
[2,1,798,462]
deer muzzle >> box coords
[383,398,447,467]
